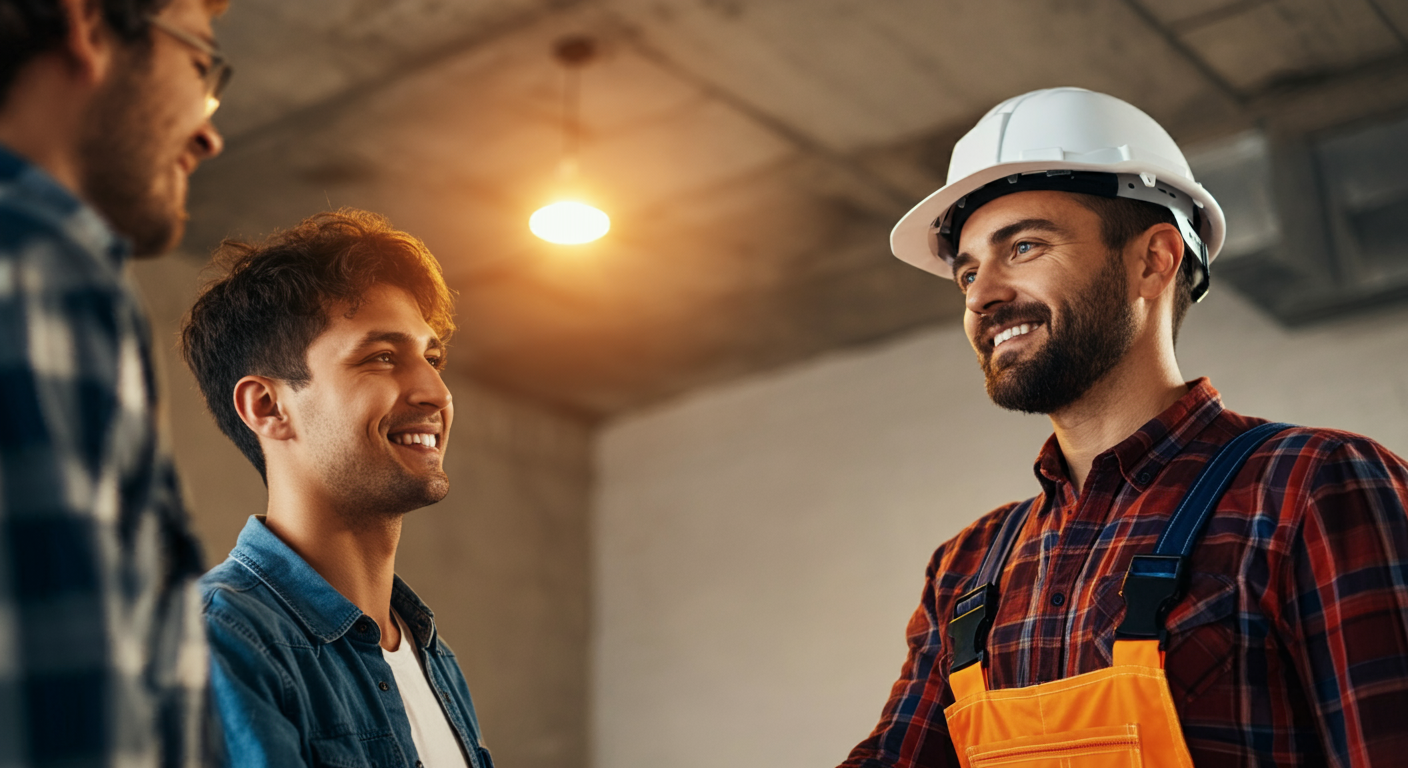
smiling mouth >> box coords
[992,322,1043,349]
[389,432,440,449]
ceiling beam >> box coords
[219,0,594,150]
[1116,0,1247,105]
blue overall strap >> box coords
[1116,422,1294,645]
[949,498,1036,673]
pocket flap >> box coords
[1094,572,1237,663]
[310,732,401,768]
[966,724,1140,766]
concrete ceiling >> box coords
[184,0,1408,420]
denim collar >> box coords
[229,516,439,649]
[0,142,131,270]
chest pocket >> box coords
[1094,572,1238,703]
[309,732,403,768]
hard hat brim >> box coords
[891,159,1227,281]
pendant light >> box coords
[530,36,610,245]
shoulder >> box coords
[0,205,120,295]
[200,559,315,652]
[1234,425,1408,560]
[0,195,69,252]
[1247,425,1408,496]
[926,499,1033,593]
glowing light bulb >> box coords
[530,201,610,245]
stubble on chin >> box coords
[328,459,450,526]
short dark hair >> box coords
[1075,194,1198,343]
[181,209,456,482]
[0,0,227,107]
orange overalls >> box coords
[942,423,1290,768]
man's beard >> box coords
[977,250,1137,414]
[77,47,186,258]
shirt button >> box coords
[1137,471,1152,484]
[378,681,390,692]
[1050,592,1066,607]
[355,621,369,633]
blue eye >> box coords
[960,271,976,287]
[1016,242,1033,255]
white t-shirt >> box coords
[383,612,471,768]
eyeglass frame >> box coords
[146,15,233,116]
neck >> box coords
[263,477,405,651]
[1049,338,1186,495]
[0,54,91,195]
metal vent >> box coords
[1188,112,1408,326]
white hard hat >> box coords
[891,87,1225,301]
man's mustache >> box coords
[386,414,444,433]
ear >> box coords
[58,0,116,87]
[233,376,296,442]
[1134,223,1184,302]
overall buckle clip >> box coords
[949,583,1000,671]
[1116,554,1186,647]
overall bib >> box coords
[943,423,1291,768]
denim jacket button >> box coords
[355,621,369,634]
[378,681,390,692]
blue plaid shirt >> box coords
[0,143,214,767]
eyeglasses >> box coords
[147,16,233,117]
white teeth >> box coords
[392,433,438,448]
[993,323,1037,348]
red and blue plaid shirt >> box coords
[841,378,1408,768]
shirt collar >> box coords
[1032,378,1226,499]
[228,516,439,647]
[391,577,439,650]
[0,142,132,269]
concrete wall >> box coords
[592,287,1408,768]
[131,257,593,768]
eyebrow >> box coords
[952,218,1069,273]
[350,331,443,355]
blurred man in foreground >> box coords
[840,88,1408,767]
[0,0,227,763]
[182,209,494,768]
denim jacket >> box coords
[201,516,494,768]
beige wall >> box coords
[592,287,1408,768]
[131,256,593,768]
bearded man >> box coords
[839,88,1408,768]
[0,0,227,763]
[182,209,494,768]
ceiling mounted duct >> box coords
[1188,111,1408,326]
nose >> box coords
[191,118,224,160]
[409,360,453,412]
[964,263,1016,316]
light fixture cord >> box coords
[563,64,581,174]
